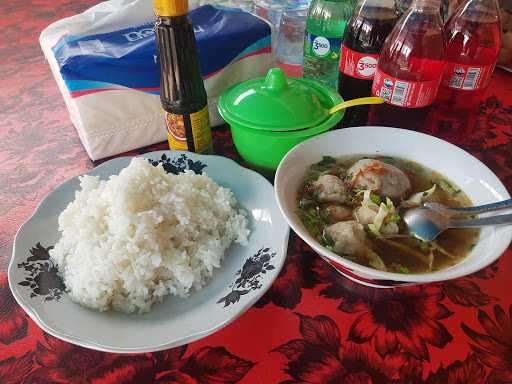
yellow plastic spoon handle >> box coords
[328,96,385,115]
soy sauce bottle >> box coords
[154,0,212,153]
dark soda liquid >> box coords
[368,11,445,131]
[434,17,501,116]
[339,6,398,126]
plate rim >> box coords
[8,150,290,353]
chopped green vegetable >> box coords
[310,156,337,172]
[388,213,401,223]
[370,193,381,205]
[389,263,411,273]
[296,209,324,239]
[438,178,460,195]
[419,240,431,253]
[367,223,380,237]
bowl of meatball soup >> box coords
[274,126,512,287]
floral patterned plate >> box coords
[8,151,289,353]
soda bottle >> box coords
[303,0,355,88]
[434,0,501,116]
[338,0,399,126]
[368,0,445,130]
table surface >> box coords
[2,0,512,383]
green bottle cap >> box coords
[218,68,333,132]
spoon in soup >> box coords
[403,207,512,242]
[424,199,512,217]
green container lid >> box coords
[218,68,332,132]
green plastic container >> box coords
[218,68,344,174]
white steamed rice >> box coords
[50,157,249,313]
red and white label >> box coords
[443,63,495,91]
[339,45,379,80]
[371,68,442,108]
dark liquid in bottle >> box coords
[156,16,206,114]
[155,15,212,153]
[339,7,398,126]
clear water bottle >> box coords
[303,0,355,88]
[254,0,286,56]
[254,0,285,31]
[274,0,309,76]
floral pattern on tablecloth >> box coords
[1,0,512,381]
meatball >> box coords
[348,159,411,199]
[325,221,367,256]
[325,205,353,222]
[312,174,348,203]
[354,205,375,226]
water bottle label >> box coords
[305,32,342,60]
[339,45,379,80]
[443,63,495,91]
[372,68,441,108]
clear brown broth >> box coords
[298,155,480,273]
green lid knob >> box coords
[263,68,288,93]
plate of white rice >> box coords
[8,151,289,353]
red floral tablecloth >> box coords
[1,0,512,382]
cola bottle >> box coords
[368,0,445,131]
[338,0,399,126]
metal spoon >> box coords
[403,207,512,242]
[424,199,512,217]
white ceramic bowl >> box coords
[275,127,512,287]
[9,151,289,352]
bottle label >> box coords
[165,106,212,153]
[339,45,379,80]
[443,63,495,91]
[305,32,342,60]
[372,68,441,108]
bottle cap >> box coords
[153,0,188,16]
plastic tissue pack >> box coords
[40,0,272,160]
